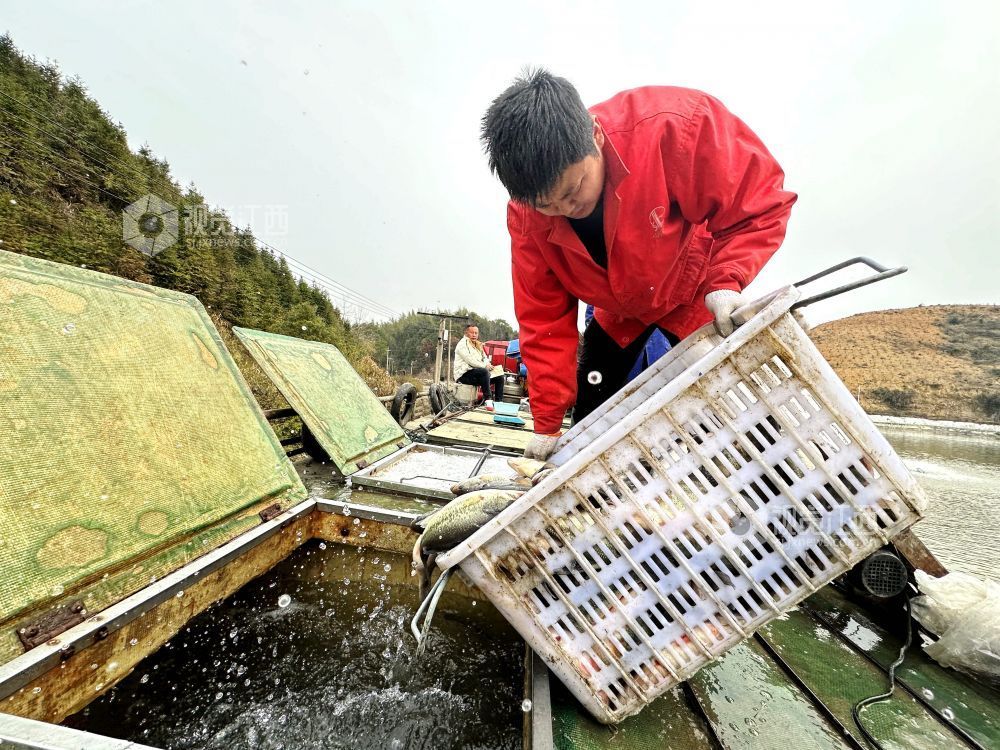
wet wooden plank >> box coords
[803,586,1000,749]
[759,605,973,750]
[550,677,713,750]
[426,420,534,451]
[687,639,851,750]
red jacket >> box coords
[509,86,796,434]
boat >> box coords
[0,247,997,750]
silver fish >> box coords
[450,473,530,495]
[415,489,524,555]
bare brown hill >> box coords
[810,304,999,424]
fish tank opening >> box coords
[65,540,525,750]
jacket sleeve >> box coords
[455,339,482,370]
[666,94,797,293]
[509,203,578,435]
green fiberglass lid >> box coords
[232,327,408,476]
[0,250,307,624]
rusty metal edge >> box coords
[0,500,316,700]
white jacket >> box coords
[453,337,491,380]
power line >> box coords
[0,88,398,320]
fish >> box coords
[415,489,524,555]
[507,457,551,479]
[450,473,530,495]
[411,489,524,600]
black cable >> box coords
[851,592,913,750]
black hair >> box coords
[481,68,596,205]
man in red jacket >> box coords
[481,70,796,460]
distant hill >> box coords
[810,304,1000,424]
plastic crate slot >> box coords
[829,421,851,445]
[800,387,822,412]
[787,395,812,421]
[748,370,773,394]
[522,593,542,615]
[621,520,646,545]
[653,600,675,625]
[735,380,758,405]
[769,355,794,378]
[815,430,841,456]
[777,403,801,428]
[639,610,661,634]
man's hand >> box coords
[524,432,561,461]
[704,289,747,337]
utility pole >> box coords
[418,311,471,384]
[446,321,452,386]
[385,348,391,372]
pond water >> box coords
[68,542,524,750]
[880,425,1000,580]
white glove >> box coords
[524,433,560,461]
[704,289,746,337]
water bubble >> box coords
[277,594,292,608]
[353,517,361,526]
[301,325,308,331]
[31,686,41,694]
[922,688,935,700]
[215,691,223,700]
[94,682,104,691]
[62,323,76,335]
[318,542,327,550]
[343,505,352,516]
[383,564,391,572]
[521,699,532,712]
[942,707,955,720]
[129,638,139,646]
[175,590,184,598]
[140,674,149,684]
[343,578,351,586]
[587,370,602,385]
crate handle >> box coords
[790,257,907,310]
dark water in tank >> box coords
[67,541,524,750]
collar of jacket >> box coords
[545,119,630,255]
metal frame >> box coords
[0,500,315,700]
[0,712,160,750]
[348,441,518,501]
[0,464,534,748]
[525,650,554,750]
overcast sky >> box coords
[4,1,998,326]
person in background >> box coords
[454,324,503,411]
[481,69,796,460]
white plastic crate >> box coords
[438,285,927,724]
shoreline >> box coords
[869,414,1000,436]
